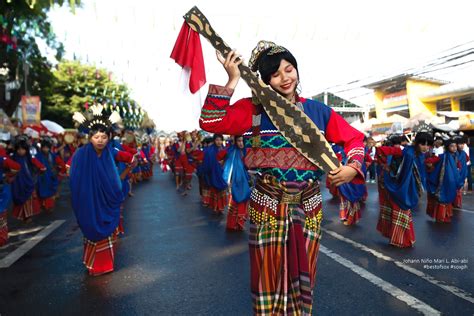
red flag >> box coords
[170,22,206,94]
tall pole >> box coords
[23,52,29,96]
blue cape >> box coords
[111,140,130,196]
[384,146,426,210]
[201,144,227,190]
[457,150,468,189]
[223,146,250,203]
[0,183,11,214]
[338,163,367,202]
[427,153,460,204]
[0,160,12,213]
[142,145,151,160]
[70,143,124,242]
[35,151,59,199]
[11,155,35,205]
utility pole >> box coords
[22,50,30,96]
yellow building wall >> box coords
[374,90,386,120]
[374,89,409,120]
[406,79,441,116]
[451,98,460,111]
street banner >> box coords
[21,96,41,125]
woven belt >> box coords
[280,191,303,205]
[256,174,316,205]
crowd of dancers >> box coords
[2,37,471,315]
[162,131,249,231]
[0,109,157,276]
[162,123,471,250]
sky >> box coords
[46,0,474,132]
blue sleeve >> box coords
[302,99,332,133]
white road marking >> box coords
[453,207,474,214]
[7,226,45,237]
[320,245,441,315]
[0,240,24,250]
[322,227,474,304]
[0,220,65,268]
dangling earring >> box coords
[296,80,302,95]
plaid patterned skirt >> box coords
[199,176,211,206]
[142,168,153,180]
[226,195,248,230]
[388,202,415,247]
[39,196,56,211]
[0,212,8,247]
[248,176,323,315]
[83,228,119,276]
[376,181,415,247]
[12,193,41,221]
[453,189,462,208]
[208,187,227,213]
[376,181,393,238]
[426,194,453,223]
[339,198,361,225]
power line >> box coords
[414,58,474,76]
[318,40,474,94]
[328,48,474,95]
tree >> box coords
[0,0,80,116]
[44,60,145,129]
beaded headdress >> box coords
[72,104,122,134]
[40,136,54,147]
[141,133,150,144]
[13,134,30,147]
[412,121,433,134]
[248,40,288,72]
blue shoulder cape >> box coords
[111,140,130,196]
[457,150,468,189]
[427,153,459,204]
[36,151,59,199]
[223,146,250,203]
[0,160,12,213]
[70,143,124,242]
[384,146,426,210]
[201,144,227,191]
[338,163,367,203]
[11,154,35,206]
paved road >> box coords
[1,171,473,315]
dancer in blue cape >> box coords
[338,162,367,226]
[69,106,134,276]
[425,138,460,223]
[0,146,21,246]
[376,130,432,247]
[35,137,66,213]
[11,135,46,223]
[201,134,228,214]
[223,135,250,230]
[454,136,469,208]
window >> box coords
[436,99,451,112]
[460,98,474,112]
[384,105,410,118]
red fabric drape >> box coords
[170,22,206,94]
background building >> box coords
[363,74,474,121]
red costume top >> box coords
[0,148,21,181]
[200,85,365,182]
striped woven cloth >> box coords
[248,176,323,315]
[83,228,119,276]
[0,212,8,246]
